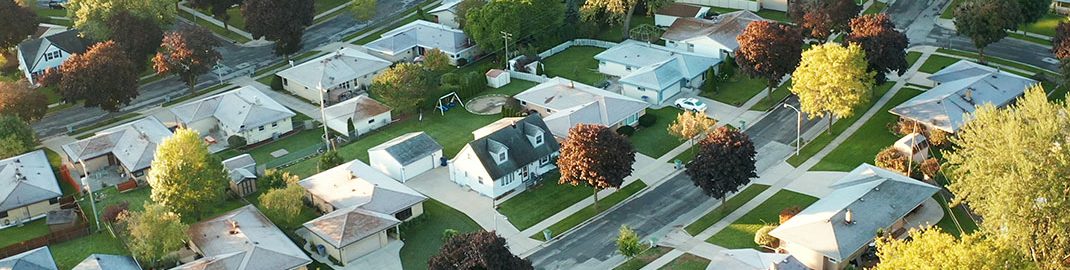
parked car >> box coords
[674,98,708,112]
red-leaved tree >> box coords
[557,124,635,210]
[428,230,532,270]
[735,21,803,102]
[846,13,909,84]
[788,0,861,40]
[685,126,757,210]
[57,41,140,111]
[154,26,222,94]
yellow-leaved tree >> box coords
[874,228,1031,269]
[667,110,717,153]
[790,43,875,133]
[147,128,228,220]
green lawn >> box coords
[34,5,67,18]
[400,200,482,270]
[785,82,893,167]
[658,253,710,270]
[615,246,672,270]
[162,83,236,107]
[863,0,887,15]
[1008,32,1053,46]
[1020,12,1066,37]
[498,172,592,231]
[750,80,793,111]
[485,80,538,96]
[628,107,684,158]
[918,54,961,74]
[51,230,128,269]
[177,10,252,43]
[0,218,50,247]
[532,181,647,240]
[905,51,922,68]
[684,184,771,235]
[757,10,791,23]
[353,16,423,45]
[1050,84,1070,101]
[253,50,323,77]
[701,75,767,107]
[541,46,606,86]
[214,127,326,166]
[38,86,62,104]
[810,88,924,171]
[940,0,962,19]
[706,189,818,249]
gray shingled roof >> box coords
[365,20,473,55]
[322,95,392,135]
[298,160,427,211]
[222,154,257,183]
[660,11,766,51]
[72,254,141,270]
[61,117,173,173]
[0,150,62,213]
[182,205,311,270]
[465,115,560,180]
[596,40,720,90]
[17,29,89,71]
[0,246,58,270]
[170,85,295,133]
[515,77,647,137]
[368,132,443,166]
[303,207,400,248]
[276,46,391,90]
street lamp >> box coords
[77,159,101,231]
[783,104,802,156]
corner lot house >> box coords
[771,164,940,270]
[275,45,392,104]
[368,132,443,182]
[17,29,89,85]
[428,0,463,28]
[661,10,766,59]
[176,205,311,270]
[322,95,392,138]
[0,246,58,270]
[364,20,478,65]
[595,40,720,105]
[170,85,296,146]
[73,254,142,270]
[62,116,173,183]
[654,3,710,27]
[0,150,62,228]
[514,77,648,138]
[449,115,560,198]
[889,60,1037,133]
[222,154,257,197]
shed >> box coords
[486,69,510,88]
[222,154,257,197]
[368,132,444,182]
[46,209,79,232]
[893,133,929,162]
[654,3,710,27]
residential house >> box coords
[0,246,58,270]
[364,20,479,65]
[17,29,89,85]
[0,150,62,228]
[428,0,463,28]
[674,0,787,12]
[770,164,940,270]
[175,205,311,270]
[297,160,427,264]
[275,45,392,104]
[654,3,710,27]
[222,154,257,197]
[62,116,173,183]
[889,60,1037,133]
[73,254,142,270]
[720,249,808,270]
[322,95,392,138]
[448,114,560,198]
[514,77,648,138]
[595,40,720,105]
[170,85,296,146]
[1057,0,1070,14]
[368,132,443,182]
[661,10,766,59]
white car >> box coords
[674,98,708,112]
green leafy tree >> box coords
[790,43,874,133]
[874,228,1032,269]
[370,63,434,113]
[350,0,376,21]
[0,115,35,159]
[56,41,140,111]
[736,21,803,102]
[154,26,222,94]
[422,48,452,73]
[187,0,242,29]
[242,0,314,57]
[119,202,189,266]
[1016,0,1050,25]
[455,0,485,28]
[428,231,533,270]
[318,150,343,172]
[226,135,246,148]
[464,0,564,52]
[953,0,1021,63]
[685,127,757,209]
[557,124,636,210]
[0,0,36,50]
[667,110,717,153]
[846,13,909,84]
[67,0,176,39]
[107,11,164,72]
[616,225,643,258]
[579,0,670,39]
[259,184,305,226]
[258,168,299,191]
[147,128,228,220]
[0,80,48,122]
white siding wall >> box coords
[622,82,683,104]
[449,146,500,197]
[432,11,459,28]
[0,200,60,227]
[370,149,441,182]
[675,0,760,11]
[760,0,789,11]
[355,111,392,136]
[282,74,380,105]
[186,118,219,137]
[654,14,681,28]
[598,61,633,78]
[21,44,72,84]
[237,117,294,144]
[781,241,831,270]
[665,39,729,59]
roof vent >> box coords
[963,88,974,102]
[844,209,854,225]
[228,220,240,234]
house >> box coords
[889,60,1037,133]
[0,150,62,228]
[486,69,510,88]
[62,116,173,183]
[297,160,427,264]
[73,254,142,270]
[674,0,786,12]
[0,246,58,270]
[170,85,296,146]
[364,20,479,65]
[1056,0,1070,14]
[514,77,648,138]
[275,45,392,104]
[17,29,89,85]
[222,154,257,197]
[595,40,720,105]
[322,95,392,138]
[175,205,311,270]
[661,10,766,59]
[368,132,443,182]
[448,114,560,198]
[770,164,940,270]
[654,3,710,27]
[428,0,463,28]
[720,249,808,270]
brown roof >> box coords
[486,69,505,78]
[657,3,703,17]
[303,207,400,248]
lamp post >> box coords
[78,159,101,231]
[783,104,802,156]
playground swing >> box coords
[437,92,466,115]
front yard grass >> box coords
[531,181,647,241]
[658,253,710,270]
[906,51,922,68]
[706,189,818,249]
[701,74,767,107]
[936,48,1058,76]
[940,0,962,19]
[863,0,887,14]
[749,80,793,111]
[177,9,252,43]
[1019,12,1065,37]
[541,46,606,86]
[785,82,893,167]
[810,87,924,171]
[917,54,961,74]
[498,171,592,231]
[628,107,684,158]
[400,200,482,270]
[684,184,771,235]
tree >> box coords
[0,80,48,122]
[423,48,452,73]
[101,201,129,223]
[428,231,533,270]
[874,147,909,175]
[557,124,636,210]
[667,110,717,153]
[944,86,1070,269]
[954,0,1021,63]
[67,0,176,39]
[187,0,242,29]
[0,115,35,159]
[754,225,778,248]
[874,228,1031,269]
[370,63,434,113]
[617,225,643,257]
[227,135,246,148]
[736,21,803,102]
[107,11,163,71]
[154,26,222,94]
[790,43,874,133]
[350,0,376,21]
[0,0,36,50]
[242,0,314,57]
[846,14,909,84]
[259,184,305,226]
[919,158,940,180]
[464,0,563,52]
[1052,22,1070,60]
[788,0,861,40]
[258,169,299,191]
[318,150,343,172]
[119,202,189,265]
[147,128,228,220]
[579,0,669,39]
[685,127,757,208]
[1016,0,1050,25]
[56,41,140,112]
[455,0,485,28]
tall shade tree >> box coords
[685,127,757,208]
[428,231,533,270]
[874,228,1032,269]
[667,110,717,152]
[187,0,242,29]
[258,168,299,191]
[0,80,47,122]
[944,86,1070,270]
[579,0,670,39]
[464,0,563,52]
[788,0,861,40]
[1016,0,1051,25]
[846,14,909,84]
[67,0,176,39]
[56,41,140,111]
[119,202,189,266]
[736,21,803,101]
[0,115,35,159]
[953,0,1021,63]
[154,26,222,94]
[557,124,636,209]
[259,184,305,226]
[107,11,164,71]
[242,0,314,57]
[422,48,452,73]
[1052,22,1070,59]
[370,63,434,113]
[318,150,343,172]
[350,0,376,21]
[147,128,228,220]
[0,0,36,50]
[455,0,485,28]
[790,43,874,133]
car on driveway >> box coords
[674,98,707,112]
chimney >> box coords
[964,88,974,102]
[228,220,240,234]
[844,209,854,225]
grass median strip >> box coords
[531,180,647,241]
[683,184,771,235]
[785,82,893,167]
[935,48,1057,76]
[71,113,142,137]
[706,189,818,249]
[810,87,924,171]
[614,246,673,270]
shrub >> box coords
[318,150,343,172]
[919,158,941,179]
[778,206,801,224]
[456,58,468,66]
[617,225,643,258]
[875,147,910,175]
[638,114,656,127]
[927,128,949,147]
[464,72,487,95]
[442,229,460,241]
[270,75,283,91]
[890,118,924,137]
[440,73,460,86]
[754,225,779,248]
[616,125,635,136]
[227,135,247,148]
[102,201,130,223]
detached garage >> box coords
[368,132,444,182]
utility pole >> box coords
[78,160,101,231]
[500,31,513,69]
[317,82,332,151]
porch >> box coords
[82,165,134,192]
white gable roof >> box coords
[275,45,391,90]
[661,11,767,52]
[364,20,473,55]
[596,40,720,90]
[170,85,296,133]
[62,117,173,172]
[179,205,311,270]
[514,77,647,137]
[0,150,61,213]
[298,160,427,211]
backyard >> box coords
[214,127,326,167]
[531,181,647,241]
[785,82,894,167]
[706,189,818,249]
[810,87,924,171]
[497,171,592,231]
[628,107,684,158]
[684,184,771,235]
[1019,12,1066,37]
[399,200,482,270]
[540,46,607,86]
[658,253,710,270]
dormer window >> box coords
[488,139,508,164]
[498,151,506,162]
[535,133,543,145]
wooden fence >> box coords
[0,201,91,258]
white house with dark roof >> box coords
[654,3,710,27]
[275,45,392,104]
[428,0,463,28]
[368,132,443,182]
[514,77,648,138]
[73,254,142,270]
[170,85,296,146]
[0,246,58,270]
[770,164,940,270]
[176,205,311,270]
[0,150,62,228]
[322,95,392,138]
[661,10,766,59]
[222,154,257,197]
[595,40,720,105]
[62,116,173,183]
[889,60,1037,133]
[364,20,479,65]
[17,29,89,85]
[448,114,560,198]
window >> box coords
[49,198,59,204]
[259,126,265,131]
[540,155,550,165]
[546,108,552,113]
[272,122,278,127]
[0,211,7,218]
[283,78,288,86]
[395,208,413,220]
[477,176,483,184]
[625,113,639,125]
[626,66,633,71]
[368,118,375,124]
[502,173,513,186]
[498,151,506,161]
[535,133,543,145]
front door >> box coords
[521,165,534,186]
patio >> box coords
[83,165,133,191]
[201,129,231,153]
